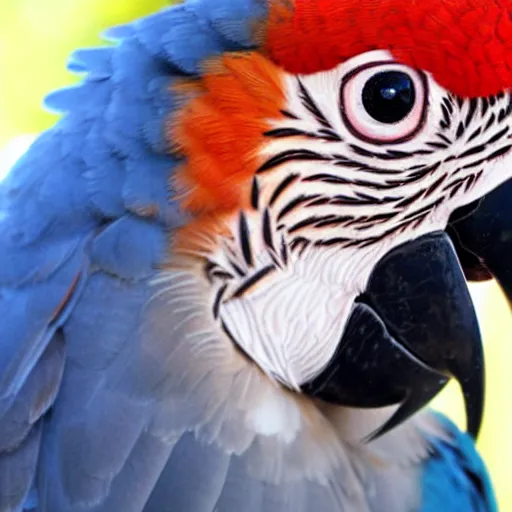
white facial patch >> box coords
[206,49,512,390]
[220,248,356,387]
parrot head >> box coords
[159,0,512,442]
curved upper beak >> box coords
[301,173,512,441]
[302,231,484,441]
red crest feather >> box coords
[264,0,512,97]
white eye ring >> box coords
[340,61,428,144]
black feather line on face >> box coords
[248,85,512,252]
[231,265,276,298]
[297,78,333,130]
[257,149,332,174]
[269,174,299,206]
[213,284,228,319]
[238,212,253,267]
[250,177,260,210]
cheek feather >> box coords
[169,52,288,216]
[263,0,512,98]
[173,215,233,258]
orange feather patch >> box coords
[263,0,512,98]
[170,51,287,217]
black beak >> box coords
[301,231,485,441]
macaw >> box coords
[1,0,511,510]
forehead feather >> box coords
[262,0,512,98]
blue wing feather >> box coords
[0,422,42,511]
[67,48,113,81]
[0,2,266,509]
[102,24,136,43]
[197,0,267,47]
[420,413,498,512]
[91,216,165,280]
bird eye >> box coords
[362,71,415,123]
[341,63,427,144]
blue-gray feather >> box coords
[0,1,264,510]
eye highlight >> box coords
[341,62,428,144]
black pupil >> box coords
[362,71,415,124]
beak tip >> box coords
[365,376,449,443]
[450,355,485,441]
[464,388,485,441]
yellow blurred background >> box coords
[0,0,511,509]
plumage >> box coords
[264,0,512,97]
[0,0,508,511]
[419,414,497,512]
